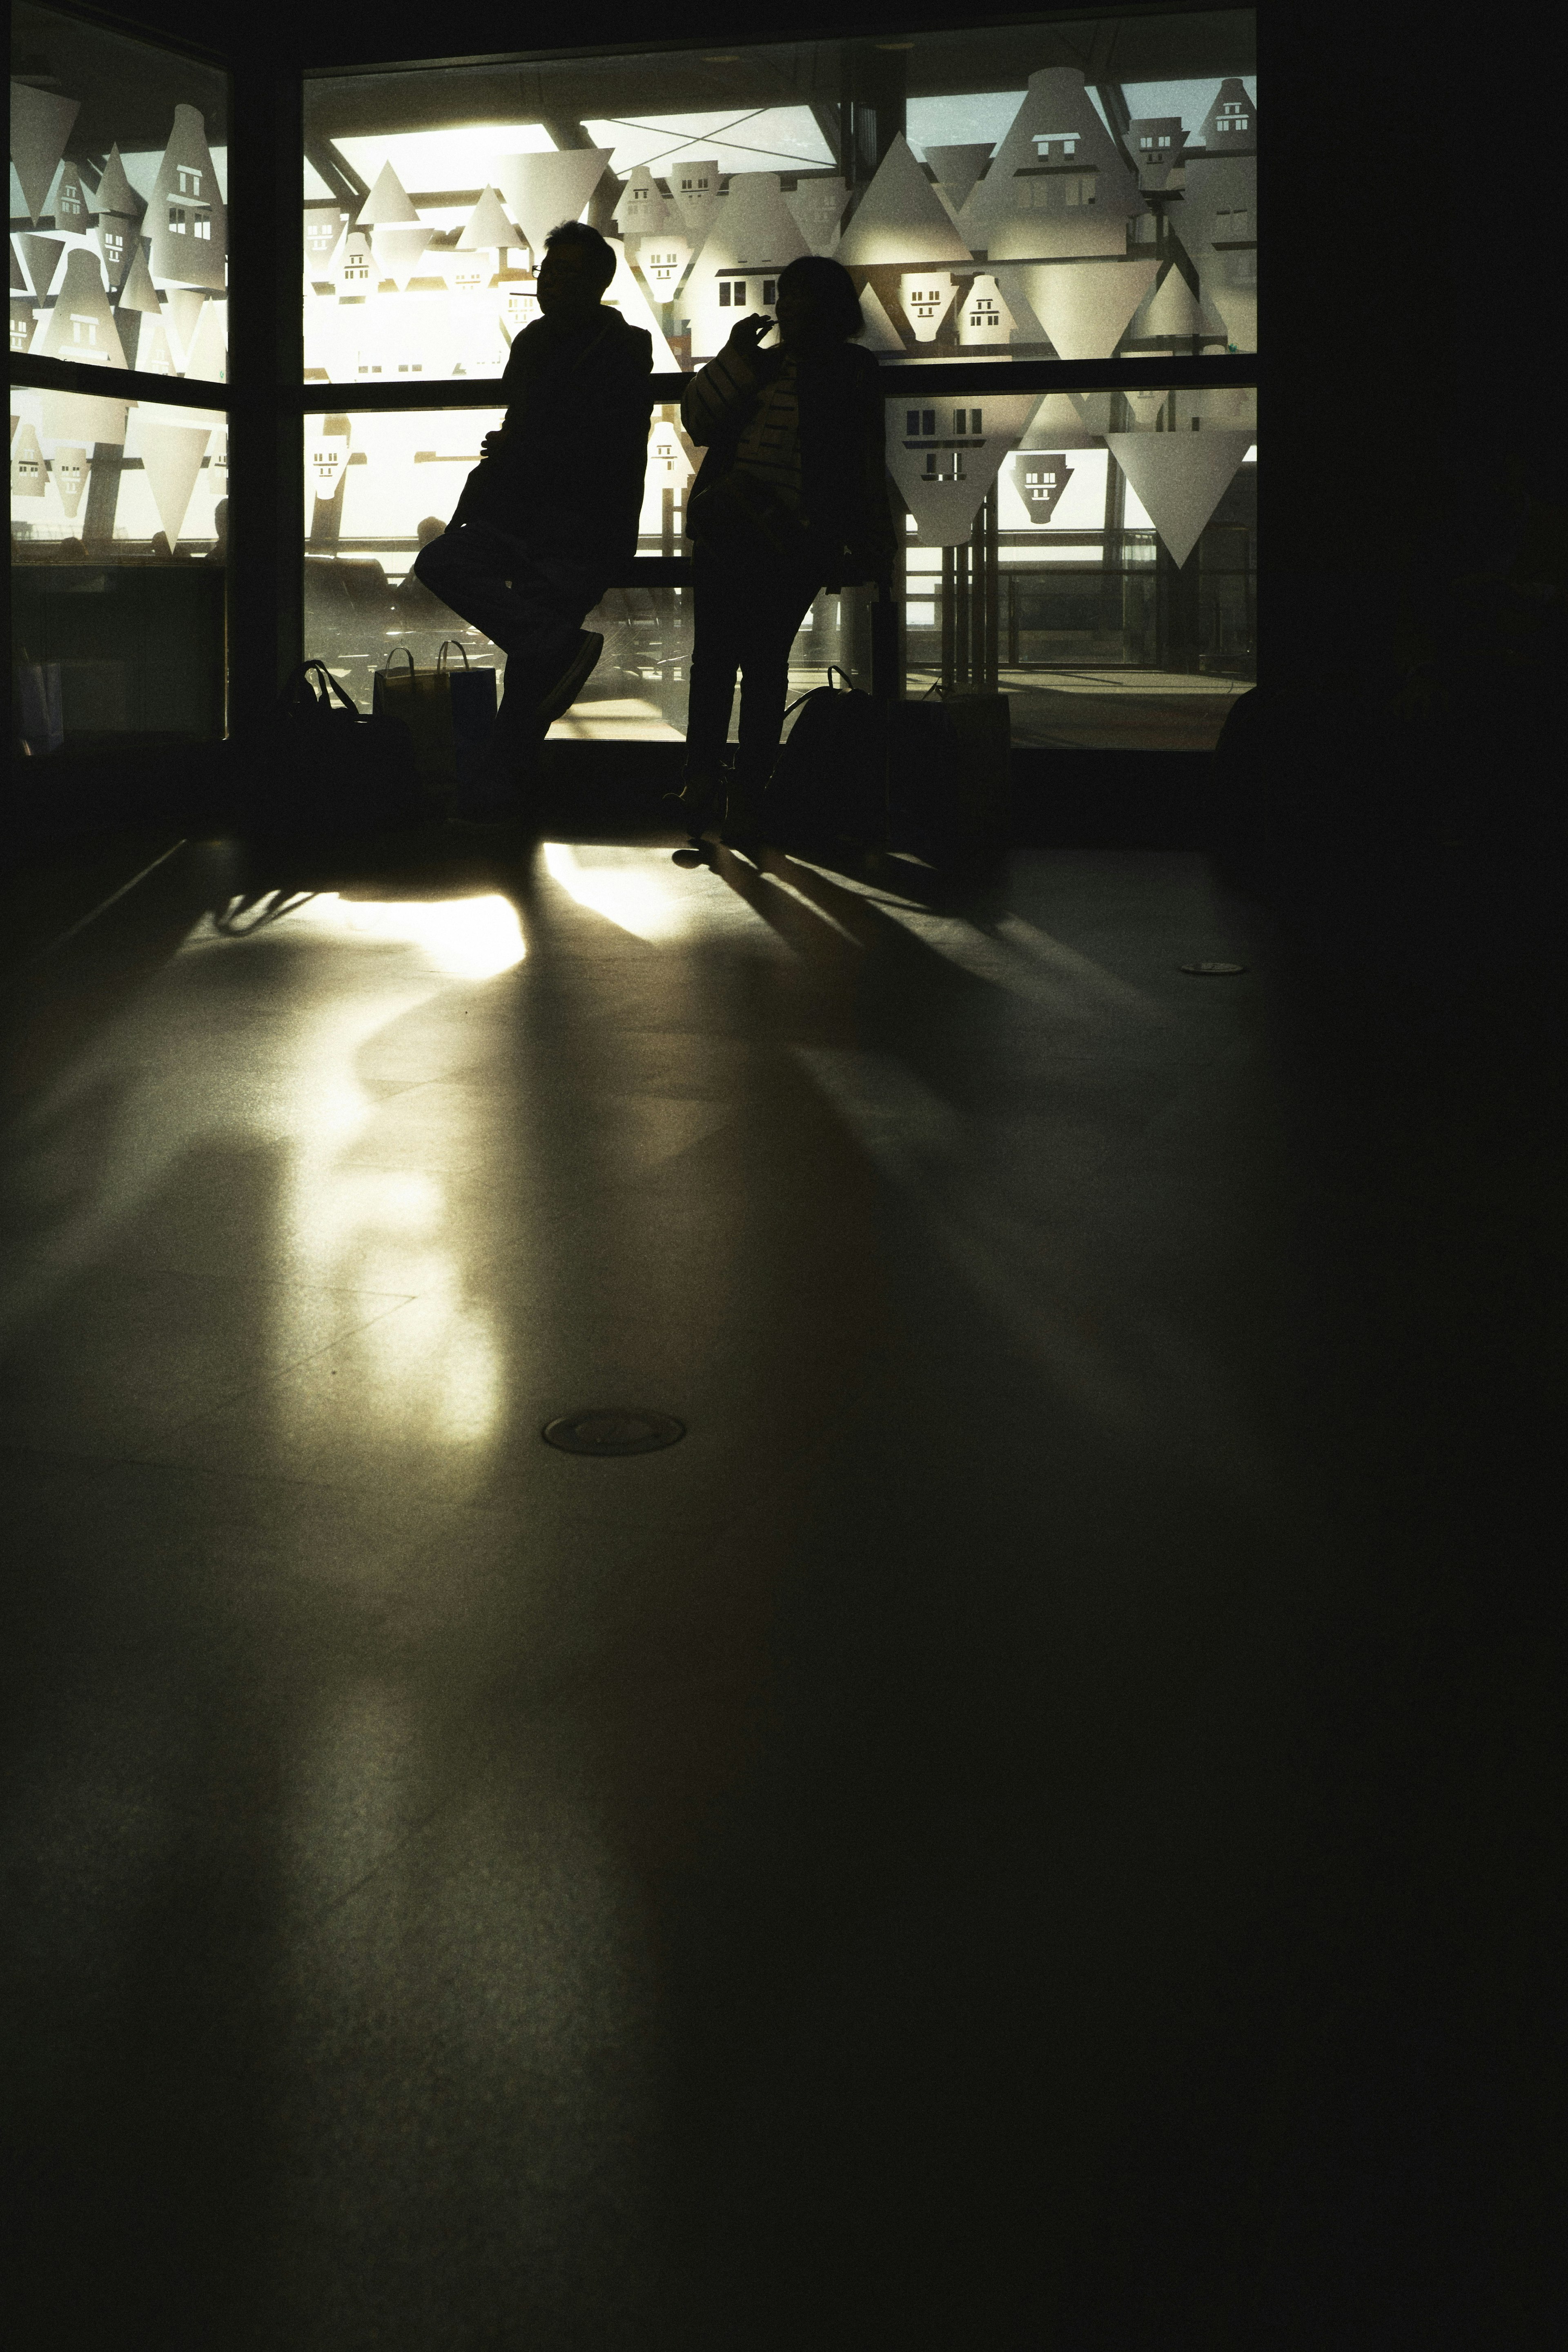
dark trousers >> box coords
[412,520,610,771]
[686,544,823,777]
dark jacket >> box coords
[682,338,898,584]
[459,307,654,564]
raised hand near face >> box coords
[722,311,776,359]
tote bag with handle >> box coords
[374,641,497,809]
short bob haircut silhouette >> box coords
[541,218,617,290]
[776,254,863,341]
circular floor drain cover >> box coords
[1180,961,1249,976]
[543,1409,686,1455]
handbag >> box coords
[765,670,981,865]
[223,660,424,839]
[436,640,499,797]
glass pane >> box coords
[896,383,1256,747]
[11,3,229,385]
[301,404,875,741]
[302,12,1255,381]
[11,384,226,748]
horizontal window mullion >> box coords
[296,354,1257,416]
[11,356,230,413]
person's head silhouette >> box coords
[773,256,862,352]
[535,221,617,329]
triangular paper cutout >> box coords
[837,133,972,267]
[600,236,680,370]
[457,187,517,251]
[702,172,808,269]
[885,392,1041,544]
[370,221,434,290]
[10,242,24,291]
[136,415,212,544]
[96,213,137,298]
[52,159,90,232]
[1105,430,1255,567]
[93,143,142,218]
[1008,257,1160,359]
[1127,258,1227,344]
[166,286,206,356]
[783,176,847,255]
[357,160,420,226]
[856,281,904,350]
[1188,79,1256,157]
[185,295,226,382]
[924,145,993,210]
[17,234,64,299]
[38,248,125,368]
[489,149,612,261]
[118,242,161,316]
[149,104,225,290]
[1020,392,1102,449]
[11,83,80,224]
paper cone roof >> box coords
[457,187,517,250]
[166,286,206,355]
[924,145,993,209]
[370,221,434,288]
[150,105,225,289]
[93,143,143,218]
[1006,257,1160,359]
[11,416,47,496]
[357,159,420,227]
[1189,79,1256,156]
[118,242,161,316]
[613,165,672,239]
[38,247,126,368]
[1020,392,1102,449]
[137,415,212,545]
[51,445,89,518]
[960,67,1143,243]
[702,172,808,270]
[1128,258,1226,343]
[837,135,972,268]
[17,234,64,299]
[11,82,80,224]
[489,149,612,258]
[1106,429,1255,566]
[782,176,847,254]
[9,243,24,291]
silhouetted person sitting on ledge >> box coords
[673,253,897,848]
[413,220,653,828]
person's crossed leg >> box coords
[413,521,607,826]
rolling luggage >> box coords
[764,670,1007,865]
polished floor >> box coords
[2,819,1561,2348]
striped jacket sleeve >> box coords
[681,345,762,445]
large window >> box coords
[11,4,229,753]
[298,16,1256,751]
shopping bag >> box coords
[374,644,454,804]
[437,640,498,797]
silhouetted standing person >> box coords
[675,254,897,845]
[414,220,653,826]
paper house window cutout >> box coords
[58,185,85,222]
[1032,134,1080,159]
[1218,105,1250,133]
[68,311,106,351]
[1024,466,1060,497]
[645,250,682,281]
[11,310,33,352]
[906,409,936,435]
[968,295,999,323]
[307,219,338,256]
[1140,136,1175,149]
[908,285,944,316]
[955,408,982,434]
[922,451,964,480]
[679,173,712,194]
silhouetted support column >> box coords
[225,65,302,737]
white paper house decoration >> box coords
[959,69,1145,262]
[51,444,89,518]
[149,105,226,291]
[11,415,47,497]
[16,234,64,300]
[38,248,126,369]
[885,392,1042,543]
[956,272,1014,347]
[135,414,213,546]
[783,176,847,256]
[899,272,956,341]
[668,158,721,247]
[683,174,808,360]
